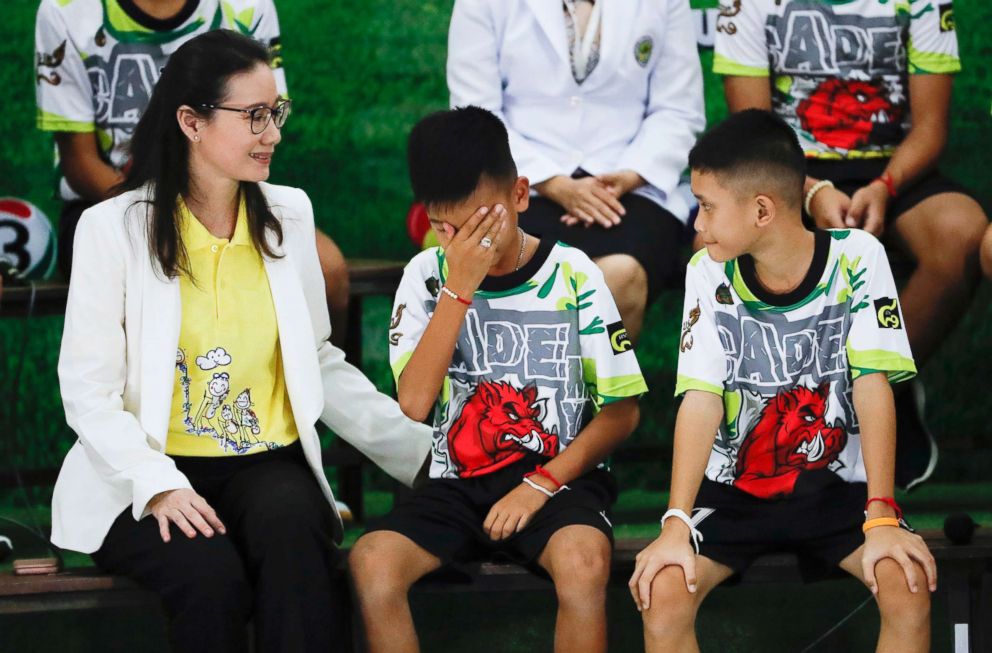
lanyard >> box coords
[565,0,603,82]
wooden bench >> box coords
[0,259,407,522]
[1,531,989,651]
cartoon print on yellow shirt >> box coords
[194,372,230,433]
[175,347,283,454]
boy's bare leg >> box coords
[537,525,612,653]
[889,192,985,365]
[316,229,351,349]
[838,547,931,653]
[349,531,442,653]
[641,556,734,653]
[593,254,647,343]
[981,223,992,278]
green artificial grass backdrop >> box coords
[0,0,990,489]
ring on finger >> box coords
[480,236,493,249]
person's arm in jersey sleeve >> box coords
[716,0,853,230]
[628,260,726,606]
[845,3,960,236]
[35,0,122,201]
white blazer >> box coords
[53,183,432,554]
[448,0,705,221]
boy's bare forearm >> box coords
[541,398,640,485]
[55,132,123,201]
[396,296,469,421]
[853,373,897,516]
[668,391,724,512]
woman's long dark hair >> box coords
[119,29,283,279]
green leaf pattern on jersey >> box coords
[222,2,259,35]
[836,253,869,312]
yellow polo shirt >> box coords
[167,196,299,457]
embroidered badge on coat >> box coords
[634,36,653,67]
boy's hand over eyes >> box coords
[443,204,508,296]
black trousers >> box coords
[91,442,347,653]
[520,192,687,302]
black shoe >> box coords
[895,380,938,492]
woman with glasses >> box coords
[52,30,430,653]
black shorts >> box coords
[520,184,688,303]
[365,455,617,573]
[805,159,981,227]
[692,478,868,583]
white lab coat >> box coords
[53,183,432,554]
[448,0,705,221]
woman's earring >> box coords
[193,135,200,142]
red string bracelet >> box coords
[873,172,897,197]
[530,465,564,491]
[865,496,903,520]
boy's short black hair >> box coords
[407,106,518,209]
[688,109,806,209]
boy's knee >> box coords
[873,559,931,627]
[598,255,646,290]
[348,535,412,600]
[551,543,611,603]
[642,567,698,638]
[981,226,992,278]
[913,211,985,273]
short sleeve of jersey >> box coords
[713,0,769,77]
[35,0,95,132]
[908,1,960,74]
[572,259,648,409]
[674,257,728,397]
[252,0,287,95]
[845,236,916,383]
[388,253,436,386]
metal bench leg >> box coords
[944,563,974,653]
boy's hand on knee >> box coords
[483,482,549,541]
[862,527,937,595]
[846,183,889,237]
[808,186,851,230]
[628,526,697,612]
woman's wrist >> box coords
[534,175,569,202]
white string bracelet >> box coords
[522,476,557,498]
[661,508,704,555]
[804,179,834,216]
[440,285,471,306]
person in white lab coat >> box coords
[54,30,430,653]
[447,0,705,342]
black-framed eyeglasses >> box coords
[200,99,292,134]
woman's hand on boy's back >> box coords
[628,521,698,611]
[442,204,507,296]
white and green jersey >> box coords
[713,0,959,159]
[676,230,915,500]
[35,0,285,201]
[389,239,648,480]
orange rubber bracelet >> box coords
[862,517,900,533]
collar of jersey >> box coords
[102,0,221,44]
[177,194,250,252]
[727,229,834,313]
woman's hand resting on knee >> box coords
[147,489,226,543]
